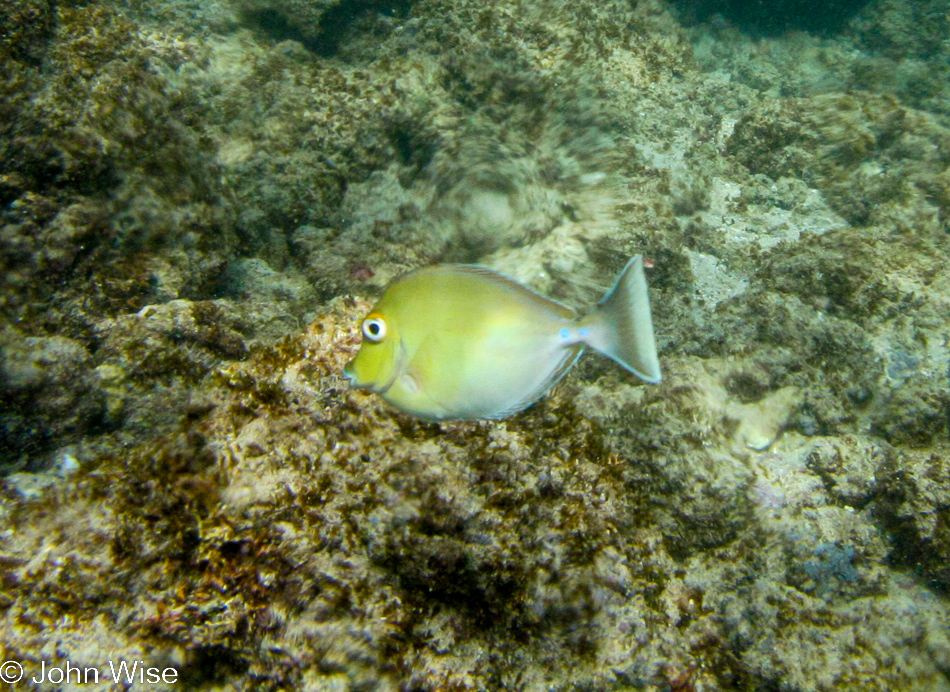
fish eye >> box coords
[362,316,387,342]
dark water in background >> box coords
[671,0,873,36]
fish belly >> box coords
[409,325,571,420]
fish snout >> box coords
[343,361,360,387]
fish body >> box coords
[344,256,661,421]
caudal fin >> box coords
[579,255,661,383]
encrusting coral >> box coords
[2,296,948,690]
[1,0,950,688]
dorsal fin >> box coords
[438,264,578,319]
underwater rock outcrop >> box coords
[0,330,104,471]
[1,0,949,688]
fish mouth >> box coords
[342,342,406,395]
[343,361,360,386]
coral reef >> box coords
[875,447,950,590]
[1,0,949,688]
[0,330,104,472]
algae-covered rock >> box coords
[0,0,57,64]
[871,375,950,447]
[0,330,103,472]
[874,446,950,590]
[851,0,950,59]
[0,304,683,688]
[92,299,249,432]
[2,0,950,687]
[804,435,891,508]
[727,93,950,228]
[574,363,758,557]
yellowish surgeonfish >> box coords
[344,255,661,421]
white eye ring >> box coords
[362,317,387,341]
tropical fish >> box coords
[343,255,661,421]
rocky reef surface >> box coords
[1,0,949,689]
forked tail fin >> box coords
[578,255,662,383]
